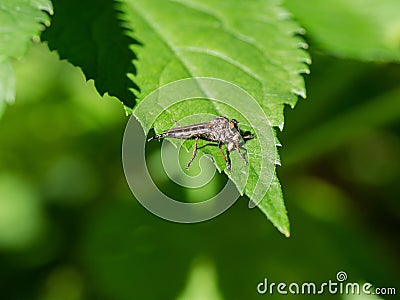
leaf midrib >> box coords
[130,0,279,206]
[130,1,267,103]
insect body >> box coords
[148,116,250,172]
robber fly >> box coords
[148,116,252,172]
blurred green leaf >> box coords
[177,257,223,300]
[284,86,400,165]
[127,0,310,235]
[0,0,52,59]
[0,0,52,115]
[284,0,400,62]
[42,0,141,108]
[0,174,44,250]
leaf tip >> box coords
[295,27,306,35]
[292,88,306,99]
[298,57,312,67]
[297,42,309,50]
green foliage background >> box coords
[0,0,400,299]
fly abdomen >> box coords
[148,124,210,141]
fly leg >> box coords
[185,137,199,170]
[219,142,232,172]
[242,134,254,140]
[235,142,248,165]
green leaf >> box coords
[0,0,52,115]
[42,0,141,108]
[284,0,400,62]
[127,0,309,236]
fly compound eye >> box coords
[229,119,238,129]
